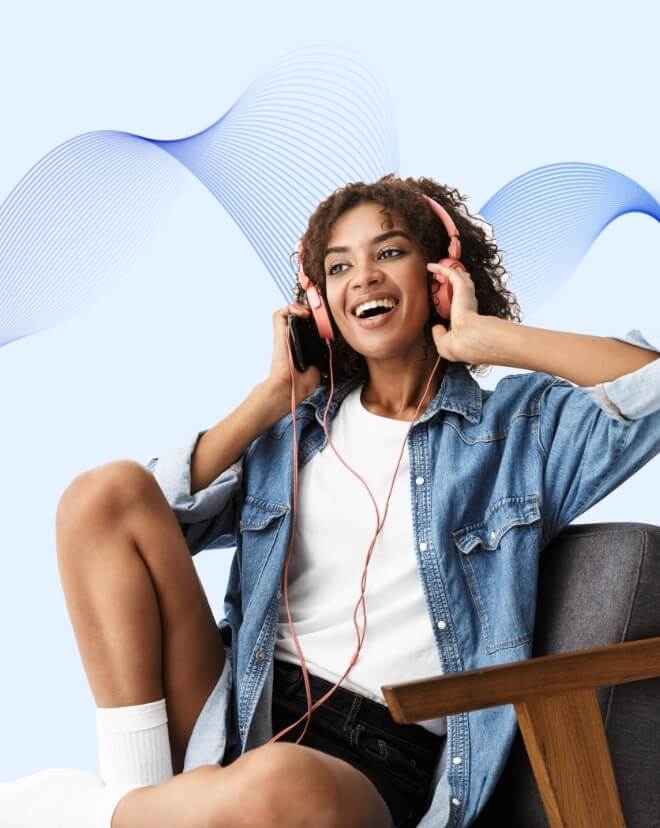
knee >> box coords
[209,743,342,828]
[56,459,157,547]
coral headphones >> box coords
[270,192,464,746]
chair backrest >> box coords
[473,522,660,828]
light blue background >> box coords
[1,0,658,779]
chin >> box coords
[349,329,429,356]
[352,341,419,363]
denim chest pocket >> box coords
[238,495,289,614]
[451,494,542,654]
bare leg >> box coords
[110,765,231,828]
[56,459,225,773]
[56,461,391,827]
[111,744,393,828]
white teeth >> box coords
[354,298,398,318]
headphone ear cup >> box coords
[431,257,462,320]
[295,240,334,343]
[305,283,334,342]
[431,273,453,320]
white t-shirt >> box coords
[274,382,447,737]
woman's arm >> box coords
[190,380,289,495]
[458,315,660,387]
[427,263,659,387]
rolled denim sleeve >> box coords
[538,328,660,540]
[145,430,245,556]
[586,329,660,420]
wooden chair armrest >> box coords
[381,635,660,722]
[382,636,660,828]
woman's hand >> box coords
[264,302,322,414]
[427,262,481,363]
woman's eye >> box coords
[380,247,402,259]
[326,247,403,277]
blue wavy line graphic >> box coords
[479,162,659,311]
[0,45,398,348]
[0,44,657,350]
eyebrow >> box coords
[324,230,412,259]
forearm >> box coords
[190,381,289,495]
[461,315,660,387]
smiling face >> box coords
[323,201,432,363]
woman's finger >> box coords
[287,303,311,314]
[427,262,470,279]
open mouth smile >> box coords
[351,302,400,329]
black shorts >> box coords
[269,659,444,828]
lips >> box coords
[349,293,400,316]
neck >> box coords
[360,352,446,421]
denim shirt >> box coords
[147,328,660,828]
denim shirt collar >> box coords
[299,361,483,428]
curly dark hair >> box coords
[292,173,522,386]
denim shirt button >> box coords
[437,619,447,630]
[256,650,265,660]
[451,797,461,806]
[452,756,463,764]
[419,542,428,552]
[415,476,425,485]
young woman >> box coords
[3,175,659,828]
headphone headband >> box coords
[421,194,462,261]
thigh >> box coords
[57,459,225,766]
[115,749,392,828]
[224,742,394,828]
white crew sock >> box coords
[96,698,174,786]
[0,768,141,828]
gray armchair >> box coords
[384,522,660,828]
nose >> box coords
[349,264,386,292]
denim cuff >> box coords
[145,429,244,524]
[586,329,660,421]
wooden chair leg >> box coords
[514,688,626,828]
